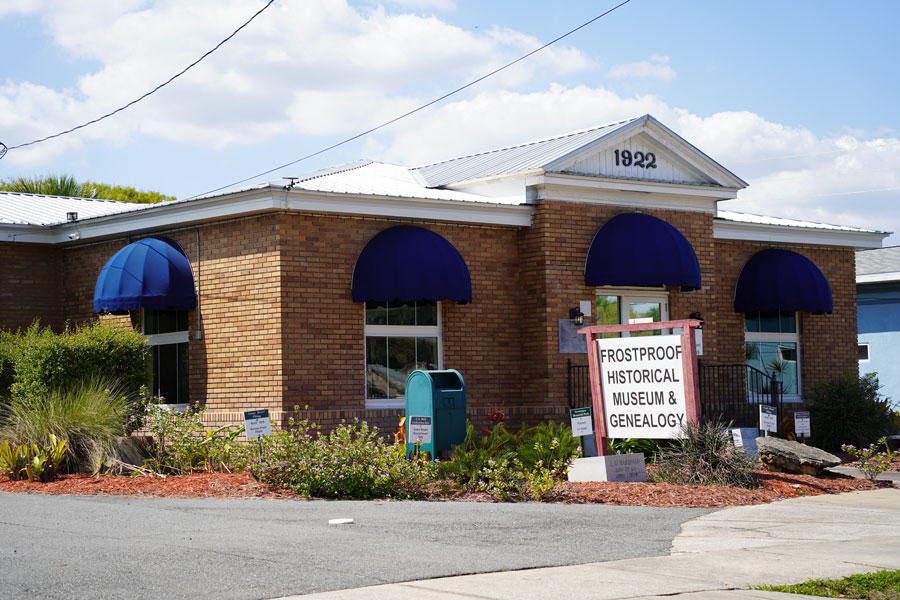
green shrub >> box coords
[0,435,68,482]
[9,321,150,402]
[143,403,250,475]
[516,421,582,477]
[252,419,437,499]
[438,421,581,494]
[437,422,518,486]
[0,378,129,472]
[608,437,672,460]
[808,372,895,452]
[0,330,17,402]
[650,420,760,488]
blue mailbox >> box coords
[405,369,466,459]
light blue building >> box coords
[857,246,900,403]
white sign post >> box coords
[759,404,778,434]
[596,334,688,439]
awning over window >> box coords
[734,248,832,314]
[352,226,472,303]
[584,213,701,290]
[93,237,197,313]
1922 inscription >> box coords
[614,149,657,169]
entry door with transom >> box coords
[595,289,669,337]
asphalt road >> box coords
[0,494,709,600]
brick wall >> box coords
[0,243,63,331]
[11,204,860,433]
[278,213,525,424]
[713,239,858,396]
[519,200,719,409]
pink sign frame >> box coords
[577,319,703,456]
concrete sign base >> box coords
[568,454,647,482]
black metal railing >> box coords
[567,359,591,409]
[566,360,783,432]
[698,362,782,431]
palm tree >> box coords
[2,175,96,198]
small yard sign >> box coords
[243,409,272,439]
[759,404,778,434]
[794,411,811,438]
[570,407,593,437]
[731,429,744,447]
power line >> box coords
[185,0,634,200]
[0,0,274,156]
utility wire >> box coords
[186,0,634,200]
[0,0,274,156]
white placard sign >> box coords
[243,409,272,439]
[570,407,593,437]
[596,334,687,439]
[794,411,811,437]
[760,404,778,433]
[731,428,744,447]
[408,416,433,444]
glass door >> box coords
[595,291,668,337]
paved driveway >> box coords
[0,494,708,600]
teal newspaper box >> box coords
[405,369,466,459]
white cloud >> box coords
[0,0,592,155]
[372,85,899,240]
[1,1,897,242]
[607,54,676,81]
[384,0,456,11]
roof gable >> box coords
[413,115,747,190]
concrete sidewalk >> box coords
[277,488,900,600]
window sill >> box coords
[365,399,405,410]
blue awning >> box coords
[93,237,197,313]
[352,226,472,303]
[734,248,832,314]
[584,213,701,290]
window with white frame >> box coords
[365,300,440,408]
[143,309,190,404]
[858,344,870,362]
[744,310,800,398]
[595,287,669,338]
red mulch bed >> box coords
[0,468,891,507]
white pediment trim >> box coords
[543,115,747,191]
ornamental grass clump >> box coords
[252,419,437,499]
[0,378,129,473]
[650,419,760,488]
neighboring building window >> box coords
[365,301,440,408]
[745,310,799,398]
[143,309,189,404]
[596,288,669,338]
[858,344,870,362]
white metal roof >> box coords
[0,191,142,225]
[716,210,883,234]
[412,117,640,187]
[276,161,522,205]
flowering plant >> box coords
[842,438,892,480]
[251,419,437,499]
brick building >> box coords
[0,115,887,431]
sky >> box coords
[0,0,898,243]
